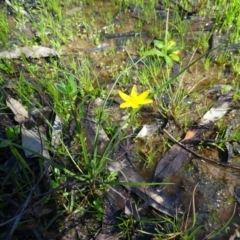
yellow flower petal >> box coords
[118,85,153,109]
[131,102,140,108]
[137,90,150,101]
[118,90,131,102]
[141,99,153,104]
[130,85,138,98]
[120,102,134,108]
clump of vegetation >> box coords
[0,0,240,239]
[0,8,9,46]
[145,39,180,66]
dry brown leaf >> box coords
[183,130,196,140]
[6,97,29,123]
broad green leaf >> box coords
[55,83,68,94]
[153,40,164,50]
[68,75,77,90]
[146,49,165,57]
[164,55,173,66]
[169,53,180,62]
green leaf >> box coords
[68,75,78,98]
[5,127,15,139]
[169,53,180,62]
[153,40,164,50]
[68,75,77,89]
[145,48,165,57]
[164,55,173,66]
[55,83,67,94]
[221,85,232,93]
[10,145,33,174]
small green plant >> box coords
[145,39,180,66]
[117,213,138,239]
[55,74,78,101]
[0,60,14,73]
[144,146,159,167]
[0,126,20,148]
[231,129,240,142]
[92,198,104,221]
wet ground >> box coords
[0,0,240,239]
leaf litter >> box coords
[5,96,61,159]
[0,46,59,59]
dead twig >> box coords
[163,128,240,171]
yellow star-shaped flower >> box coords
[118,85,153,109]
